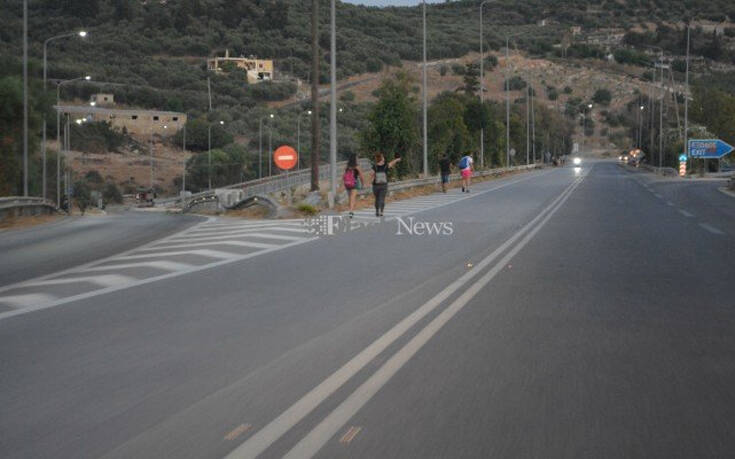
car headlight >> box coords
[573,157,582,165]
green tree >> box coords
[428,93,470,171]
[592,88,612,106]
[73,180,92,215]
[359,72,419,177]
[462,63,480,95]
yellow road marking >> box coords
[224,423,252,441]
[339,426,362,445]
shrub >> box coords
[297,203,318,215]
[102,182,123,204]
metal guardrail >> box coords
[156,159,371,208]
[0,197,58,220]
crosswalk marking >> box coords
[0,170,545,317]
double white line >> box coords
[226,173,586,459]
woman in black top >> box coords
[370,152,401,217]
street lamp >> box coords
[259,113,274,179]
[42,30,87,200]
[479,0,497,169]
[582,103,592,153]
[297,110,312,170]
[208,120,225,189]
[55,75,91,207]
[329,0,338,206]
[422,0,428,177]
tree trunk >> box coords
[310,0,320,191]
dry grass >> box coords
[0,214,63,231]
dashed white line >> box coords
[699,223,725,235]
[678,209,694,218]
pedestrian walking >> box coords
[371,152,401,217]
[343,154,366,218]
[458,152,474,193]
[439,154,452,193]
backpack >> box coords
[458,156,469,170]
[343,168,356,188]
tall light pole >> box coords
[422,0,428,177]
[297,110,312,170]
[329,0,338,206]
[259,114,274,179]
[42,30,87,200]
[22,0,28,196]
[684,25,690,170]
[55,76,90,207]
[479,1,496,169]
[526,85,530,164]
[182,121,187,193]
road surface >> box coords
[1,162,733,459]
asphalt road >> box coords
[0,211,203,286]
[1,162,734,459]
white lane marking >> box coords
[0,216,215,297]
[653,193,663,199]
[22,274,136,288]
[0,293,57,308]
[282,172,585,459]
[189,222,304,232]
[224,173,582,459]
[182,227,308,238]
[114,249,240,261]
[136,240,278,252]
[0,239,313,321]
[678,209,694,218]
[80,261,195,273]
[699,223,725,235]
[666,201,675,207]
[160,232,306,245]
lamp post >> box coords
[684,25,690,171]
[259,114,274,179]
[208,120,224,189]
[182,121,187,194]
[422,0,428,177]
[42,30,87,200]
[479,1,496,169]
[329,0,338,206]
[55,75,90,207]
[582,103,592,153]
[297,110,312,170]
[22,0,27,196]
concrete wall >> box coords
[57,105,186,137]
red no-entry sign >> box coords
[273,145,298,170]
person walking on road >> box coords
[459,152,474,193]
[343,154,366,218]
[439,155,452,193]
[371,152,401,217]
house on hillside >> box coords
[207,49,274,84]
[56,105,186,137]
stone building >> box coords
[207,49,274,84]
[56,105,186,137]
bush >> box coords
[297,203,318,215]
[592,88,612,106]
[102,182,123,204]
[563,86,573,94]
[451,63,465,75]
[73,180,92,215]
[504,76,527,90]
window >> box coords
[153,116,159,121]
[132,115,138,120]
[103,97,109,102]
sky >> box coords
[342,0,444,6]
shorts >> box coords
[461,169,472,179]
[441,174,450,184]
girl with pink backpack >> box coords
[343,154,366,218]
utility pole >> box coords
[530,84,536,163]
[659,62,664,169]
[329,0,337,206]
[310,0,320,191]
[479,1,489,169]
[182,124,186,193]
[526,85,530,164]
[684,25,690,171]
[505,36,510,167]
[422,0,428,177]
[23,0,28,196]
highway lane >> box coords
[0,163,733,458]
[0,211,203,287]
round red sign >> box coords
[273,145,298,170]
